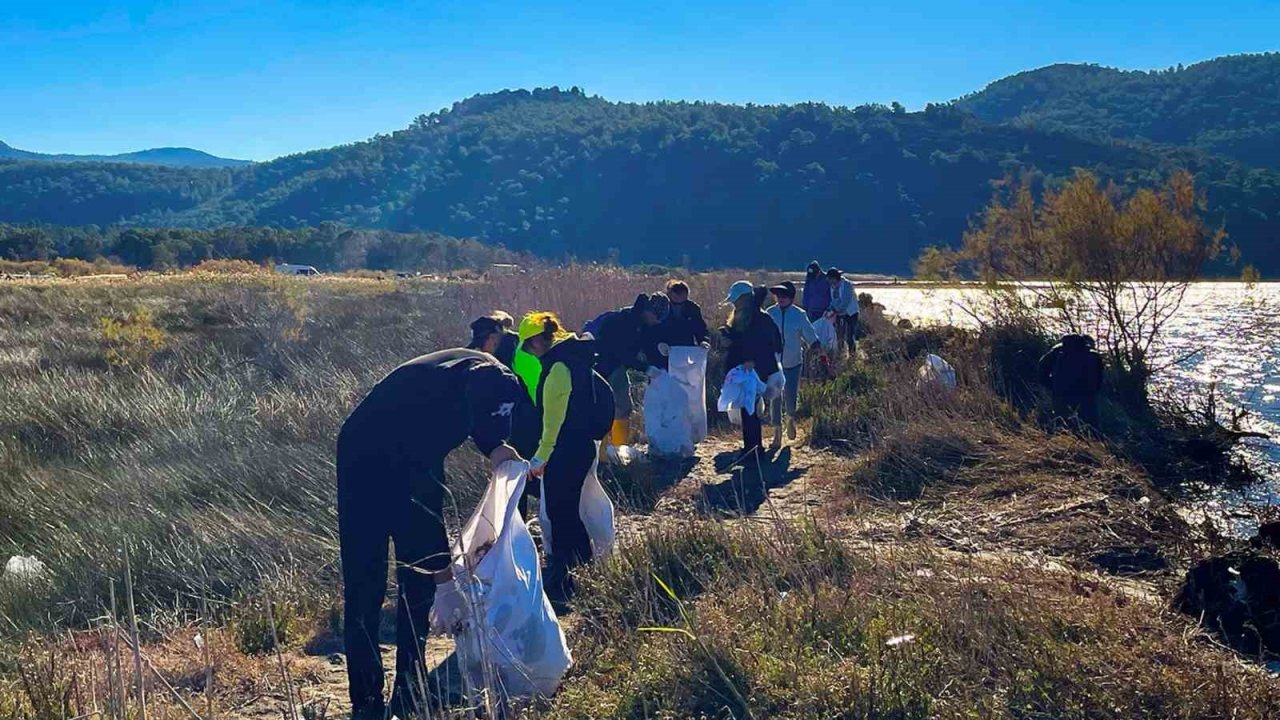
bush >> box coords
[99,306,169,369]
[232,596,298,655]
[189,258,266,275]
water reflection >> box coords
[869,282,1279,535]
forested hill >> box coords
[0,141,249,168]
[2,84,1279,273]
[957,54,1280,168]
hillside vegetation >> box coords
[0,140,248,168]
[2,80,1279,273]
[958,53,1280,167]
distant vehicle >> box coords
[489,263,520,276]
[275,263,320,277]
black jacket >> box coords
[536,336,610,441]
[666,299,709,346]
[1038,335,1104,399]
[340,348,522,460]
[722,311,783,381]
[592,307,645,377]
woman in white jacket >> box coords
[766,281,819,447]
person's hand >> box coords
[657,342,671,357]
[699,341,711,350]
[488,444,520,468]
[529,457,546,478]
[430,579,468,635]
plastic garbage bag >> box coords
[812,314,838,353]
[917,353,957,389]
[718,365,767,418]
[668,346,709,443]
[765,369,786,403]
[431,461,571,700]
[644,369,696,457]
[3,555,44,581]
[540,442,617,560]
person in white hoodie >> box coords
[766,281,820,447]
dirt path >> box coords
[227,432,837,718]
[231,427,1171,718]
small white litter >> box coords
[4,555,45,580]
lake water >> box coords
[868,282,1280,535]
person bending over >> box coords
[336,349,522,718]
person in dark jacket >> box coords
[664,279,710,346]
[590,293,667,447]
[801,261,830,321]
[336,349,523,718]
[520,312,613,598]
[1038,334,1105,433]
[467,312,518,368]
[721,281,782,462]
[468,312,542,517]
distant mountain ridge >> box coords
[0,140,249,168]
[1,55,1280,275]
[956,53,1280,167]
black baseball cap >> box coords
[769,280,797,298]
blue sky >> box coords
[3,0,1278,161]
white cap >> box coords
[723,280,754,304]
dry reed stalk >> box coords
[122,545,147,720]
[264,591,299,720]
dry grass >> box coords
[1,268,1274,718]
[545,522,1280,719]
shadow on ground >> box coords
[700,447,808,516]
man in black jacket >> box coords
[589,293,668,446]
[665,280,710,347]
[336,349,523,718]
[1038,334,1105,433]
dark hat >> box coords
[469,315,504,344]
[825,267,843,279]
[807,260,822,273]
[645,292,671,322]
[630,293,650,314]
[769,280,797,298]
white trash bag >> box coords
[3,555,45,582]
[668,346,709,444]
[718,365,767,423]
[644,369,696,457]
[917,353,957,389]
[812,314,838,353]
[539,443,617,561]
[432,461,572,700]
[764,369,786,403]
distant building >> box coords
[489,263,520,276]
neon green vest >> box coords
[513,348,542,404]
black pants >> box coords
[542,436,596,570]
[337,437,449,716]
[839,313,859,353]
[741,408,762,457]
[1055,395,1101,435]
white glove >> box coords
[430,580,468,635]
